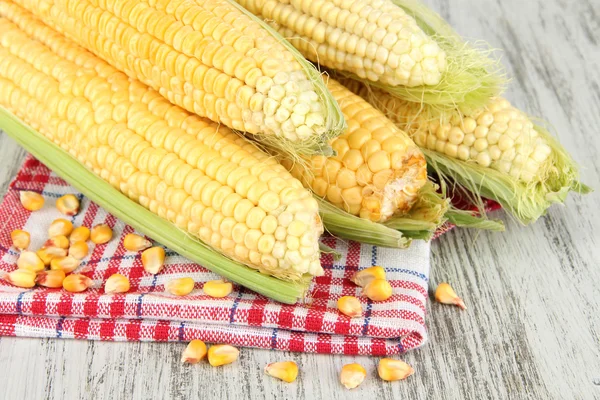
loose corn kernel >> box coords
[90,224,112,244]
[377,358,414,381]
[63,273,94,292]
[44,235,70,249]
[20,191,44,211]
[50,256,81,274]
[70,226,90,243]
[36,269,66,288]
[434,283,466,310]
[264,361,299,383]
[10,229,30,251]
[141,246,165,274]
[37,246,68,266]
[351,266,386,287]
[202,280,233,298]
[181,340,207,364]
[104,273,130,294]
[123,233,152,252]
[17,251,45,272]
[340,363,367,389]
[4,269,36,288]
[165,277,195,296]
[56,194,80,216]
[337,296,362,318]
[69,241,89,260]
[48,218,74,237]
[207,345,239,367]
[363,279,393,301]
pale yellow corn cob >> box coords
[282,79,427,222]
[235,0,446,87]
[11,0,335,144]
[0,4,324,280]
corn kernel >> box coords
[44,235,70,249]
[56,194,80,216]
[351,266,386,287]
[337,296,362,318]
[69,241,89,260]
[141,246,165,274]
[363,279,393,301]
[20,191,44,211]
[11,229,30,251]
[50,256,81,273]
[104,273,130,293]
[207,344,239,367]
[123,233,152,251]
[377,358,414,381]
[340,363,367,389]
[202,280,233,298]
[36,269,66,288]
[165,277,195,296]
[70,226,90,243]
[48,218,74,237]
[37,246,68,266]
[90,224,112,244]
[434,282,466,310]
[264,361,299,383]
[181,340,207,364]
[4,269,36,288]
[63,273,94,292]
[17,251,45,272]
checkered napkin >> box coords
[0,157,432,356]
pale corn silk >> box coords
[0,157,430,355]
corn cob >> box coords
[0,4,324,281]
[11,0,345,155]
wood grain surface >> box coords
[0,0,599,399]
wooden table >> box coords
[1,0,599,398]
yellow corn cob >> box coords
[0,4,324,280]
[11,0,342,146]
[234,0,446,87]
[282,79,427,222]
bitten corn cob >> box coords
[0,4,324,280]
[12,0,345,152]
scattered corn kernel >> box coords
[363,279,393,301]
[37,246,68,266]
[207,345,239,367]
[264,361,299,383]
[4,269,36,288]
[337,296,362,318]
[62,273,94,292]
[435,283,467,310]
[70,226,90,243]
[36,269,66,288]
[377,358,414,381]
[56,194,80,216]
[10,229,30,251]
[351,266,386,287]
[181,340,207,364]
[165,277,195,296]
[340,363,367,389]
[48,218,74,237]
[90,224,112,244]
[20,191,44,211]
[50,256,81,273]
[202,280,233,298]
[44,235,69,249]
[69,241,89,260]
[17,251,45,272]
[104,273,130,294]
[141,246,165,274]
[123,233,152,251]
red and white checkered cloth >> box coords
[0,157,436,355]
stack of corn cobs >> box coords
[0,0,590,303]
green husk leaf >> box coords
[0,106,309,304]
[445,209,505,231]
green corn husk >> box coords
[445,209,505,231]
[0,106,311,304]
